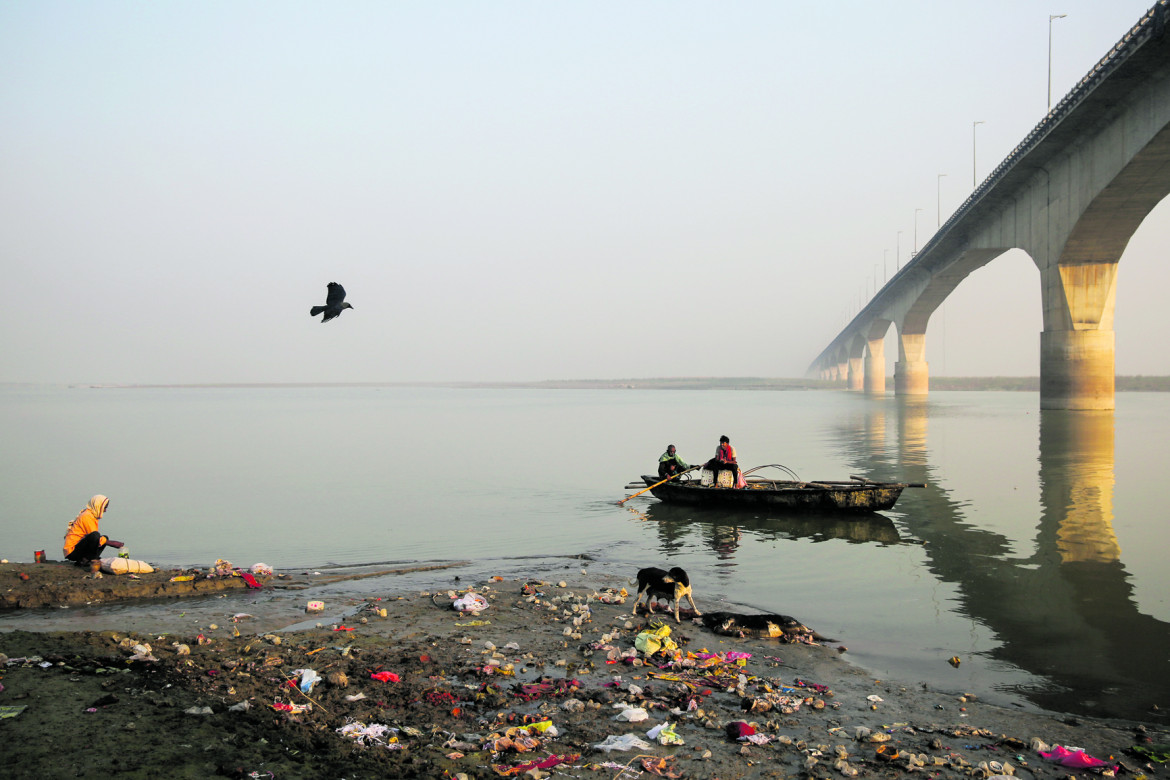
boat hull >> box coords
[640,476,905,513]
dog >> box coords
[700,610,835,644]
[630,566,701,623]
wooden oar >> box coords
[618,466,700,505]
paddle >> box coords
[618,466,700,505]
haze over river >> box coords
[2,385,1167,723]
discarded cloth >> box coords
[1039,745,1113,769]
[453,593,490,612]
[726,721,756,741]
[370,671,400,683]
[492,753,580,776]
[634,623,677,654]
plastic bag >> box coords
[594,734,653,752]
[648,722,685,746]
[292,668,320,694]
[614,707,648,722]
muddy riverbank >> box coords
[1,561,1167,779]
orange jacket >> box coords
[63,495,108,556]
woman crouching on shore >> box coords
[63,494,112,566]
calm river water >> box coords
[2,385,1168,723]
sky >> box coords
[2,0,1167,384]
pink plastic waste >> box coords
[370,671,400,683]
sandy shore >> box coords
[0,560,1167,780]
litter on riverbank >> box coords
[0,567,1166,779]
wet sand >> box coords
[0,559,1166,779]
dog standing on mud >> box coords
[630,566,701,623]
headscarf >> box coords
[87,495,109,520]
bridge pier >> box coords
[1040,330,1115,410]
[864,338,885,394]
[848,357,864,391]
[894,331,929,396]
[1038,261,1118,410]
[895,360,929,395]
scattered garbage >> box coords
[613,705,648,722]
[1040,744,1115,770]
[337,721,401,748]
[452,592,489,612]
[648,721,684,745]
[5,572,1161,779]
[291,668,321,694]
[593,733,653,752]
[100,558,154,575]
[127,643,157,662]
[208,559,234,578]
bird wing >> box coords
[325,282,347,307]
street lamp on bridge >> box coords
[937,173,947,228]
[972,120,985,187]
[1049,14,1068,112]
[896,230,903,271]
[914,208,923,254]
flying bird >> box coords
[310,282,353,322]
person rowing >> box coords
[657,444,690,479]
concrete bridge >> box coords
[807,2,1170,410]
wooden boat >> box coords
[631,465,924,513]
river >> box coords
[1,384,1167,723]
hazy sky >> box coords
[3,0,1167,384]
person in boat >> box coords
[704,435,741,486]
[63,494,114,566]
[657,445,690,479]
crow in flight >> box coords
[310,282,353,322]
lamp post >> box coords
[896,231,903,271]
[883,250,889,285]
[937,173,947,228]
[914,208,923,254]
[1049,14,1067,112]
[972,120,985,187]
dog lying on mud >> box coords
[630,566,701,623]
[700,610,835,644]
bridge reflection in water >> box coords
[860,400,1164,721]
[634,398,1166,722]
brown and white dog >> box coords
[630,566,701,623]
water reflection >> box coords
[642,502,902,561]
[840,400,1167,722]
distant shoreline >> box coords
[27,375,1170,391]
